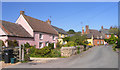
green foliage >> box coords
[56,42,62,48]
[63,37,70,42]
[24,42,30,48]
[34,46,51,57]
[48,49,61,57]
[70,33,86,45]
[77,46,80,54]
[63,41,77,47]
[0,40,5,46]
[104,34,118,44]
[6,40,18,47]
[48,43,54,49]
[67,29,75,34]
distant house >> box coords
[82,25,104,46]
[52,26,68,44]
[99,26,117,39]
[0,11,58,48]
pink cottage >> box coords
[0,11,58,48]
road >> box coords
[6,45,118,68]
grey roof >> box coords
[99,29,111,34]
[86,29,105,39]
[52,25,68,35]
[0,20,32,37]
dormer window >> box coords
[97,36,99,39]
[39,33,43,39]
[100,36,102,39]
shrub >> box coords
[48,43,54,49]
[56,42,62,48]
[63,41,76,47]
[48,49,61,57]
[34,46,51,57]
[77,46,80,54]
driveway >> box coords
[6,45,118,68]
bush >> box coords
[56,42,62,48]
[77,46,80,54]
[63,41,76,47]
[48,43,54,49]
[34,46,51,57]
[48,49,61,57]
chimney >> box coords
[46,19,51,24]
[110,26,112,29]
[82,27,84,34]
[101,26,103,29]
[85,25,89,34]
[20,11,25,15]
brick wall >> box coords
[93,39,104,46]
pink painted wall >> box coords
[8,37,35,47]
[34,32,58,48]
[0,27,6,35]
[16,15,34,37]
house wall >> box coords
[16,15,34,37]
[87,39,93,46]
[7,37,34,47]
[93,39,104,46]
[34,32,58,48]
[105,34,111,39]
[0,27,6,35]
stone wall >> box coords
[61,47,77,57]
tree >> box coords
[67,29,75,34]
[70,33,86,45]
[63,37,70,42]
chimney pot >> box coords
[85,25,89,34]
[101,26,103,29]
[20,11,25,15]
[46,19,51,24]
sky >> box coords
[2,2,118,32]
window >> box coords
[45,42,48,46]
[100,36,102,39]
[97,41,99,44]
[39,42,43,48]
[53,36,55,40]
[101,41,103,44]
[107,35,109,38]
[39,34,43,39]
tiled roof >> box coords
[52,25,68,35]
[87,29,105,39]
[0,20,32,37]
[99,28,111,34]
[22,15,58,35]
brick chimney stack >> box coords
[82,27,84,34]
[101,26,103,29]
[46,19,51,24]
[85,25,89,34]
[110,26,112,29]
[20,11,25,15]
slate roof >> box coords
[86,29,105,39]
[99,28,111,34]
[22,15,58,35]
[52,25,68,35]
[0,20,32,37]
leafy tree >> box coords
[67,29,75,34]
[70,33,86,45]
[104,34,118,44]
[63,37,70,42]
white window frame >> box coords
[97,41,99,44]
[39,33,43,39]
[107,35,109,38]
[45,42,49,46]
[101,41,103,44]
[39,42,43,48]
